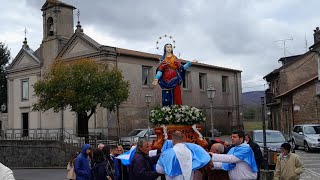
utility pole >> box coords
[315,51,320,117]
[261,97,268,170]
[305,32,308,52]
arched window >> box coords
[47,17,54,36]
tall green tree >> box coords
[33,59,130,141]
[0,42,10,110]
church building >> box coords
[5,0,242,141]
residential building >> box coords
[264,27,320,137]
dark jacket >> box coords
[247,140,263,169]
[74,144,92,180]
[92,161,108,180]
[129,151,160,180]
[224,144,235,154]
[117,158,129,180]
[111,155,119,180]
[203,169,230,180]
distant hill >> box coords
[242,91,264,106]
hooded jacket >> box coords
[0,163,15,180]
[74,144,92,180]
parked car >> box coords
[292,124,320,152]
[120,128,157,149]
[250,130,287,152]
[249,130,288,169]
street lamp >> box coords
[145,92,152,140]
[207,85,216,139]
[261,96,268,170]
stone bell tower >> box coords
[41,0,75,41]
[40,0,76,70]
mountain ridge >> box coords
[242,91,264,106]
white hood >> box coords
[0,163,15,180]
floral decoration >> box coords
[149,105,206,125]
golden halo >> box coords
[156,34,176,51]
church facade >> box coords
[6,0,242,139]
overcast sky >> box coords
[1,0,319,92]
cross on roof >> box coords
[77,9,80,22]
[24,28,27,39]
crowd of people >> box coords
[68,130,304,180]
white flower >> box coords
[148,105,205,125]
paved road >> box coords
[13,169,68,180]
[296,149,320,180]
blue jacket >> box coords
[74,144,92,180]
[222,143,258,173]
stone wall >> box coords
[293,82,319,125]
[0,140,80,168]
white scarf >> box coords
[173,143,192,180]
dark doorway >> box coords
[22,113,29,137]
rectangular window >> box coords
[142,66,152,86]
[21,79,29,101]
[183,71,190,89]
[222,76,229,92]
[199,73,206,90]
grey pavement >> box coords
[13,168,68,180]
[295,149,320,180]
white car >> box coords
[292,124,320,152]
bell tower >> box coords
[40,0,76,71]
[41,0,75,41]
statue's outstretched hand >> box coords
[152,79,159,85]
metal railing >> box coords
[0,128,118,148]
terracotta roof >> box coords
[116,48,241,72]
